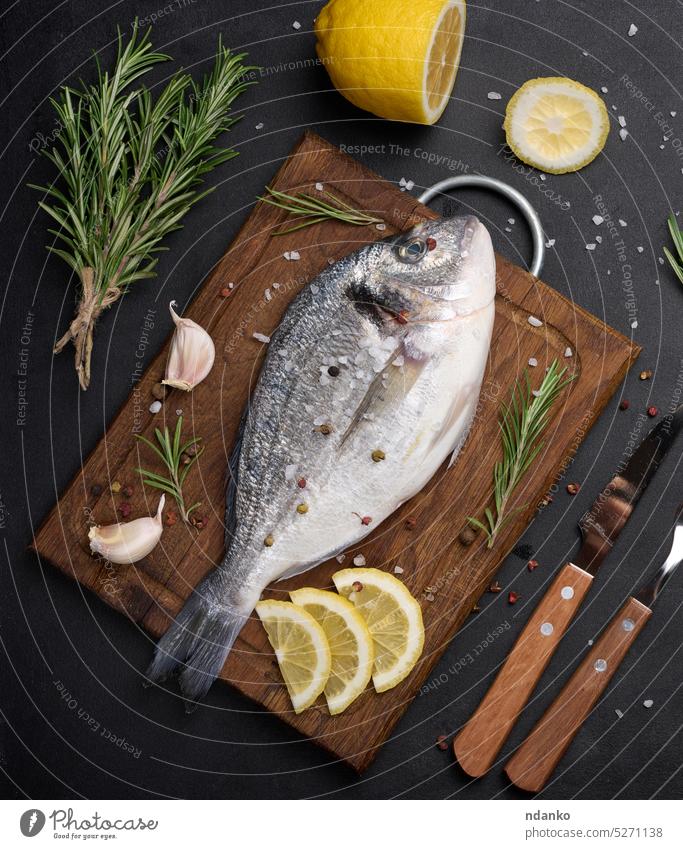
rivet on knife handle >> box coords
[453,562,593,777]
[505,596,652,792]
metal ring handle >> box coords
[418,175,546,277]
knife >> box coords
[453,406,683,777]
[505,503,683,792]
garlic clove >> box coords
[162,301,215,391]
[89,495,165,564]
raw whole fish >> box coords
[147,215,496,703]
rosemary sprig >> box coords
[31,23,255,389]
[135,416,203,524]
[468,359,574,548]
[259,185,384,234]
[663,213,683,286]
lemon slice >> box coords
[290,587,374,714]
[315,0,467,125]
[504,77,609,173]
[256,600,331,713]
[332,568,425,693]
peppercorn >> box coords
[639,370,653,381]
[151,382,167,401]
[220,287,231,298]
[297,477,307,488]
[436,734,448,750]
[647,405,658,417]
[488,581,502,593]
[619,399,630,410]
[371,449,386,462]
[264,534,274,547]
[527,559,539,572]
[317,423,332,435]
[459,525,478,546]
[360,515,372,525]
[404,515,417,530]
[508,591,519,604]
[352,581,363,593]
[296,503,308,514]
[122,485,133,499]
[165,511,177,527]
[111,481,121,493]
[327,365,340,377]
[118,502,132,518]
[566,482,580,495]
[90,484,103,497]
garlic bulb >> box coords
[162,301,215,391]
[89,495,165,564]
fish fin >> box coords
[146,587,248,705]
[340,348,426,446]
[225,407,248,544]
[446,396,478,467]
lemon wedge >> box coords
[256,600,331,713]
[504,77,609,173]
[332,568,425,693]
[290,587,374,714]
[315,0,467,125]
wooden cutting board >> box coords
[33,131,639,773]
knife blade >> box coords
[506,504,683,792]
[454,406,683,778]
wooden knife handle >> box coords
[453,562,593,777]
[505,596,652,792]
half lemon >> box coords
[256,599,331,713]
[504,77,609,173]
[332,568,425,693]
[315,0,467,125]
[290,587,374,714]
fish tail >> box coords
[146,587,248,708]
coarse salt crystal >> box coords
[353,554,366,566]
[528,315,543,327]
[528,357,538,367]
[601,86,608,93]
[564,347,573,358]
[619,219,628,227]
[628,23,638,37]
[313,415,326,426]
[631,320,638,329]
[618,115,627,127]
[336,554,346,563]
[487,91,502,100]
[315,182,324,191]
[284,250,301,261]
[255,122,264,130]
[285,464,297,481]
[619,128,629,141]
[596,235,603,243]
[310,284,319,294]
[149,400,162,414]
[615,708,624,719]
[252,332,271,343]
[508,218,515,225]
[292,20,301,30]
[658,256,664,265]
[375,222,386,231]
[540,174,546,181]
[545,238,555,248]
[264,288,272,301]
[592,215,604,225]
[505,227,512,233]
[586,243,596,250]
[394,565,404,574]
[637,246,644,253]
[532,389,541,397]
[393,355,405,367]
[643,699,653,708]
[272,282,280,289]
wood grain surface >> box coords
[32,131,640,772]
[505,596,652,792]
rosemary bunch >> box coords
[664,213,683,286]
[468,359,574,548]
[259,186,383,234]
[32,24,254,389]
[135,416,203,524]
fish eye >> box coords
[397,237,428,264]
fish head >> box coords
[369,215,496,320]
